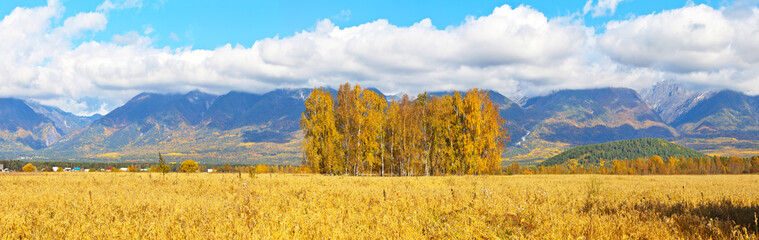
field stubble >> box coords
[1,173,758,239]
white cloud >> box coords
[331,9,351,21]
[1,2,759,115]
[112,31,150,45]
[53,12,107,38]
[0,3,605,115]
[584,0,626,17]
[97,0,142,12]
[600,4,759,73]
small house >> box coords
[52,167,59,172]
[119,168,128,172]
[207,169,213,173]
[64,167,72,172]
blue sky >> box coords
[0,0,757,115]
[0,0,724,49]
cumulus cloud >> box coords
[599,4,759,93]
[1,1,759,115]
[583,0,625,17]
[0,3,607,115]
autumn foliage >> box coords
[301,83,508,176]
[21,163,36,172]
[180,160,199,173]
[509,155,759,175]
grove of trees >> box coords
[301,83,509,176]
[510,155,759,175]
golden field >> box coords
[1,173,758,239]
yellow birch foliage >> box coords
[301,83,508,176]
[301,87,342,174]
[22,163,36,172]
[180,160,199,173]
[360,89,386,174]
[336,83,363,175]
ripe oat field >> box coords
[1,173,757,239]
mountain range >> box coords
[2,81,759,164]
[0,98,100,152]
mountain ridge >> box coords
[3,82,759,164]
[640,80,712,124]
[0,98,98,151]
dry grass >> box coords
[1,173,758,239]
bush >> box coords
[156,153,170,175]
[218,163,234,173]
[255,164,269,174]
[22,163,37,172]
[180,160,199,173]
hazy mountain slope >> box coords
[0,98,55,133]
[42,89,308,163]
[671,90,759,138]
[48,91,217,155]
[239,89,310,131]
[205,88,313,132]
[204,91,263,130]
[0,98,65,151]
[640,80,712,123]
[25,101,101,134]
[157,90,217,126]
[14,85,759,165]
[522,88,676,146]
[95,92,179,129]
[487,90,527,145]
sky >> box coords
[0,0,758,115]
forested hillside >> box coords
[542,138,708,166]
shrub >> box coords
[22,163,37,172]
[153,153,171,175]
[180,160,199,173]
[218,163,234,173]
[255,164,269,174]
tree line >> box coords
[300,83,509,176]
[505,155,759,175]
[1,157,305,174]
